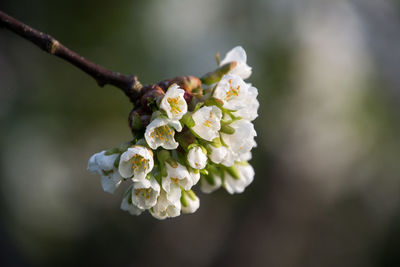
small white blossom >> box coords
[118,146,154,182]
[145,117,182,150]
[132,177,160,209]
[150,190,181,220]
[181,190,200,214]
[234,85,259,121]
[208,145,228,164]
[220,120,256,160]
[224,163,255,194]
[200,174,222,194]
[220,46,252,79]
[191,105,222,141]
[160,84,188,120]
[162,162,193,203]
[120,192,144,216]
[187,146,207,169]
[213,74,250,111]
[88,151,122,194]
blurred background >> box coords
[1,0,400,266]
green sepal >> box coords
[200,169,209,176]
[226,165,240,180]
[119,141,135,152]
[181,113,195,128]
[187,190,197,201]
[193,102,204,112]
[204,97,224,107]
[105,147,120,155]
[201,62,237,85]
[210,137,222,148]
[131,113,143,130]
[166,158,178,168]
[203,173,216,186]
[180,189,189,207]
[113,154,121,169]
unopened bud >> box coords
[201,62,237,85]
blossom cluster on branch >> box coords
[88,46,258,219]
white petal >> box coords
[145,118,179,150]
[160,84,188,120]
[220,46,252,79]
[121,196,144,216]
[187,147,208,169]
[213,74,250,110]
[181,195,200,214]
[190,170,201,186]
[118,146,154,180]
[208,145,228,164]
[221,120,256,156]
[191,106,222,141]
[101,171,122,194]
[200,175,222,194]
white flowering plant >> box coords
[88,46,258,219]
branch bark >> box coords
[0,10,142,102]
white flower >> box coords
[191,105,222,141]
[190,169,201,186]
[118,146,154,182]
[120,192,144,216]
[224,163,255,194]
[220,120,256,159]
[160,84,188,120]
[234,85,259,121]
[181,190,200,214]
[150,190,181,220]
[145,117,182,150]
[132,177,160,209]
[208,145,228,164]
[88,151,122,194]
[213,74,250,111]
[220,46,252,79]
[200,174,222,194]
[220,147,236,167]
[162,162,193,203]
[187,146,207,169]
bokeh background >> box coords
[1,0,400,266]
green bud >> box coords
[220,124,235,135]
[201,62,237,85]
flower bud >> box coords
[181,190,200,214]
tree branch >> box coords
[0,10,142,102]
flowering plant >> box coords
[88,46,258,219]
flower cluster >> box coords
[88,46,258,219]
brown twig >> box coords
[0,10,142,102]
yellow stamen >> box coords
[167,97,182,114]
